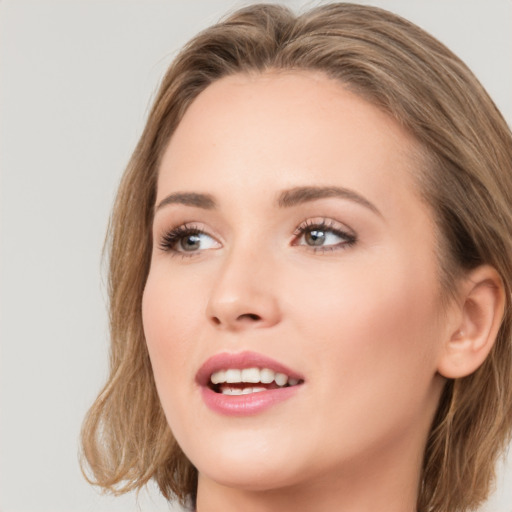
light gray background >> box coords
[1,1,511,511]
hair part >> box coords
[81,4,512,511]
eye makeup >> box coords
[158,223,217,255]
[157,216,357,258]
[292,218,357,253]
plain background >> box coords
[1,1,511,511]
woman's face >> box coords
[143,72,448,492]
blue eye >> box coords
[159,219,356,257]
[159,225,219,254]
[301,228,342,247]
[294,220,356,251]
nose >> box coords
[205,246,282,331]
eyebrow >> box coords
[156,192,217,211]
[155,186,381,216]
[277,186,381,216]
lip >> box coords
[196,351,304,417]
[196,350,304,386]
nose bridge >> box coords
[206,235,281,330]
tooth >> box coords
[211,370,226,384]
[275,372,288,386]
[222,387,243,395]
[252,387,266,393]
[260,368,275,384]
[225,369,242,383]
[241,367,260,383]
[242,387,253,394]
[288,378,299,386]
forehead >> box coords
[157,71,425,215]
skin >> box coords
[142,71,461,512]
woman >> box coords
[81,3,512,511]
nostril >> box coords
[238,313,261,321]
[211,317,221,325]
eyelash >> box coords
[293,218,357,252]
[158,219,357,257]
[158,223,206,256]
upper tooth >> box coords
[211,369,226,384]
[275,372,288,386]
[241,367,261,383]
[225,369,242,383]
[260,368,275,384]
[210,367,297,386]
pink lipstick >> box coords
[196,351,304,416]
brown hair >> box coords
[80,3,512,511]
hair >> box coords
[80,3,512,511]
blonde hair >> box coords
[81,4,512,511]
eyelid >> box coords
[157,222,221,256]
[156,216,357,258]
[292,217,356,237]
[291,217,357,251]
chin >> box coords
[198,460,302,492]
[183,431,310,492]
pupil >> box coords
[181,234,201,251]
[306,230,325,246]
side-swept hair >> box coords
[81,4,512,511]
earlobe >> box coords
[437,265,506,379]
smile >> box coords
[197,351,305,415]
[210,367,301,395]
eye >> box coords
[293,219,356,252]
[159,224,220,255]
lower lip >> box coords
[200,385,301,416]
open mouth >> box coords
[208,367,304,395]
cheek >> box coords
[143,275,197,345]
[289,247,440,356]
[283,254,442,422]
[141,269,205,413]
[142,256,215,342]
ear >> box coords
[437,265,506,379]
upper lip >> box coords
[196,350,304,386]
